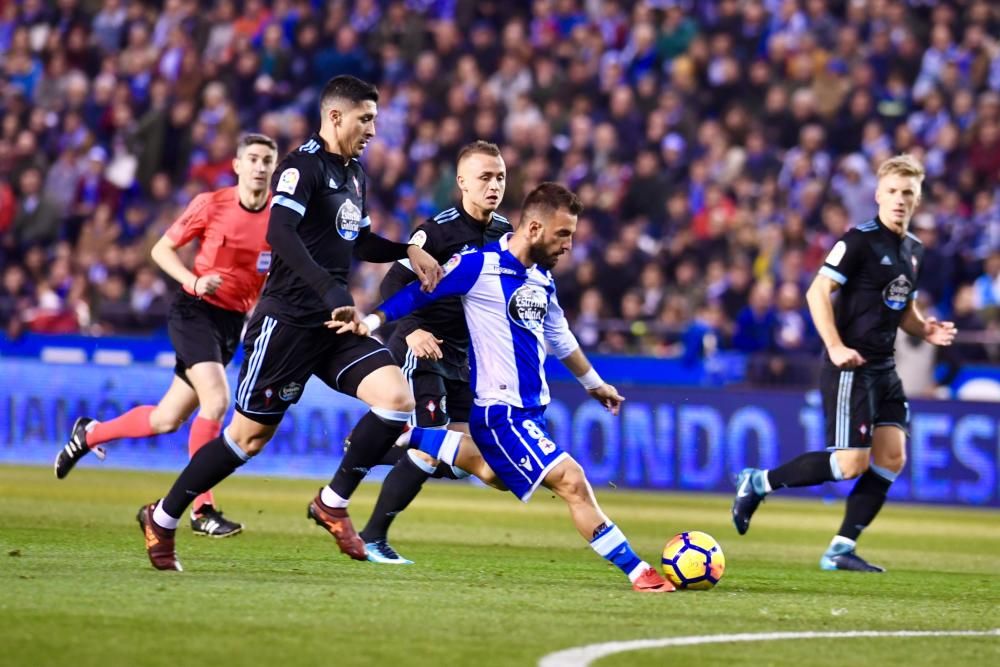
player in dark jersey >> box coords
[732,155,957,572]
[135,75,443,571]
[358,140,512,564]
[54,133,278,538]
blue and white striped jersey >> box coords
[378,234,580,408]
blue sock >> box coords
[589,522,647,582]
[409,427,447,458]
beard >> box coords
[529,243,560,269]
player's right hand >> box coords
[326,306,363,334]
[406,328,444,360]
[828,344,866,369]
[193,274,223,296]
[407,245,444,292]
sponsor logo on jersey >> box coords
[335,199,363,241]
[826,240,847,266]
[443,253,462,273]
[507,284,548,330]
[328,177,338,189]
[276,168,300,194]
[278,382,303,402]
[519,456,533,471]
[882,274,912,311]
[409,229,428,248]
[256,251,272,274]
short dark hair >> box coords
[457,140,501,164]
[521,182,583,219]
[236,132,278,156]
[320,75,379,110]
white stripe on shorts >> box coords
[237,316,276,408]
[836,370,854,449]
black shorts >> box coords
[234,311,396,425]
[167,292,245,385]
[387,334,472,426]
[820,362,909,449]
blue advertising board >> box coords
[1,358,998,507]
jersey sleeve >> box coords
[164,193,212,247]
[543,284,580,359]
[378,250,485,323]
[818,230,866,286]
[270,154,320,220]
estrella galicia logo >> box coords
[507,284,548,330]
[278,382,303,402]
[882,274,912,311]
[335,199,362,241]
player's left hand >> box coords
[588,383,625,416]
[325,306,362,334]
[406,328,444,360]
[407,246,444,292]
[924,317,957,346]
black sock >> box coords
[330,411,406,499]
[837,469,892,541]
[767,451,837,489]
[379,445,406,467]
[162,436,247,518]
[431,462,461,479]
[360,453,432,542]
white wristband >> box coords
[577,367,603,390]
[361,313,382,334]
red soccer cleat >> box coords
[306,492,366,561]
[137,503,183,572]
[632,567,675,593]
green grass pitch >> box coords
[1,464,998,666]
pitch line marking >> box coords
[538,629,1000,667]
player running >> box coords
[338,182,673,592]
[731,154,957,571]
[55,133,279,538]
[359,140,512,565]
[135,75,442,571]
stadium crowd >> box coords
[0,0,998,383]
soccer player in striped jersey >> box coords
[54,133,279,538]
[731,154,956,572]
[335,183,673,592]
[358,141,512,565]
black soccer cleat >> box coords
[54,417,104,479]
[820,549,886,572]
[731,468,766,535]
[190,506,244,538]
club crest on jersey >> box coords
[276,168,299,194]
[335,199,363,241]
[882,274,912,311]
[279,382,303,402]
[507,284,548,330]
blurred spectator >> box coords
[0,0,993,386]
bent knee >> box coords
[875,451,906,473]
[550,463,589,500]
[149,409,184,434]
[376,390,415,415]
[838,456,870,480]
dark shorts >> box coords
[234,311,395,425]
[390,341,473,427]
[820,362,909,449]
[167,292,245,385]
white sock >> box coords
[394,427,413,447]
[627,561,651,583]
[85,420,99,433]
[320,485,349,508]
[437,430,463,466]
[152,500,180,530]
[830,535,856,551]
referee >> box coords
[56,133,279,538]
[731,154,957,572]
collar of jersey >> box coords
[497,233,538,275]
[457,201,495,228]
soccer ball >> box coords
[661,531,726,590]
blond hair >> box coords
[876,153,925,182]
